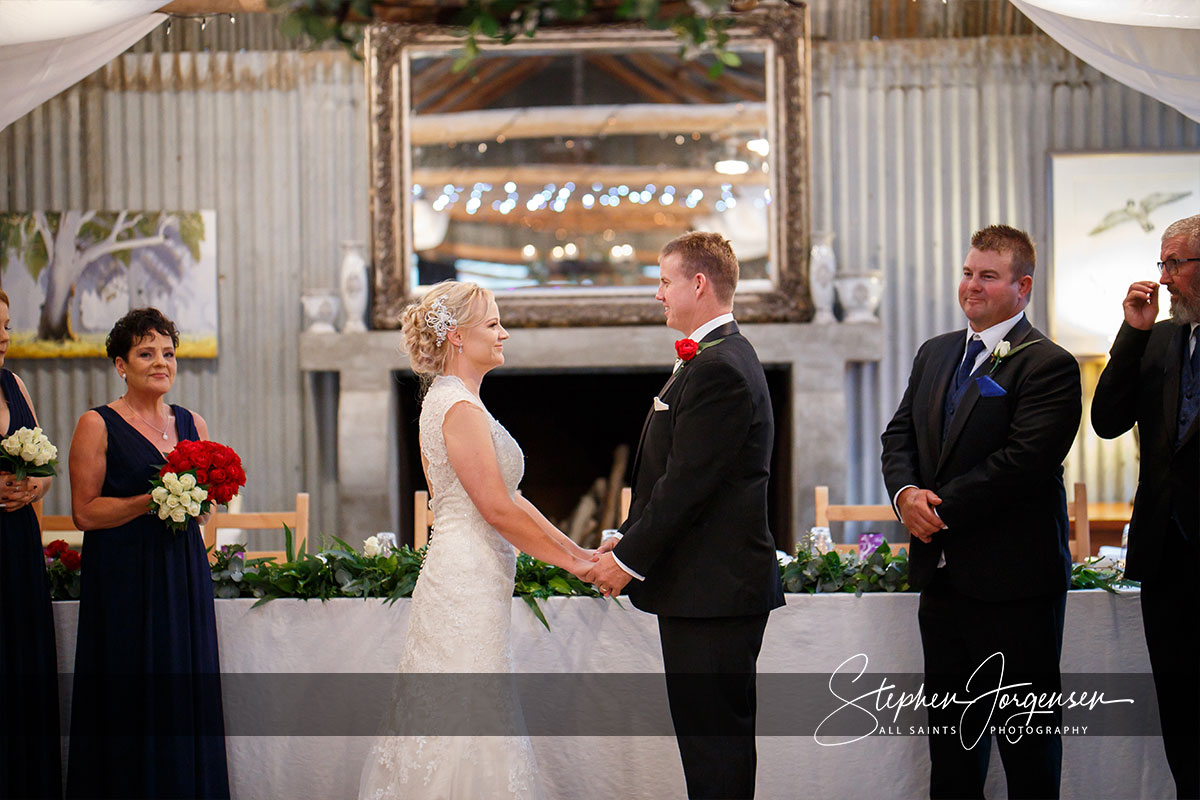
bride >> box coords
[359,281,597,800]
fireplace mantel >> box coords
[299,323,883,542]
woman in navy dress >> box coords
[0,289,61,799]
[66,308,229,799]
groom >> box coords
[587,231,784,799]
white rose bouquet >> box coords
[0,426,59,480]
[149,471,211,532]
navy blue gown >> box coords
[66,405,229,800]
[0,368,62,799]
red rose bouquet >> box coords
[149,440,246,532]
[44,539,82,599]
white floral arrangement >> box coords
[150,471,211,532]
[0,426,59,479]
[363,535,382,557]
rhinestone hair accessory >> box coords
[424,295,458,347]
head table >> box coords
[51,590,1167,799]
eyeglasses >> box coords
[1157,258,1200,276]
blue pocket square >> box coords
[976,375,1007,397]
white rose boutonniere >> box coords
[987,338,1042,374]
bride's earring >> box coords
[457,344,463,354]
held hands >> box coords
[896,486,946,543]
[1123,281,1160,331]
[582,552,632,598]
[0,473,37,512]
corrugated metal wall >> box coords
[0,48,365,539]
[815,37,1200,506]
[4,16,1197,531]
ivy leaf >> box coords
[521,595,551,631]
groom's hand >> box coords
[586,553,632,598]
[595,537,618,555]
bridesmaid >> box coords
[0,289,61,799]
[65,308,229,799]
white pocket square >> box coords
[653,396,669,412]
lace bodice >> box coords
[419,374,525,533]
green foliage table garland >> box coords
[48,527,1138,629]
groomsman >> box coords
[881,225,1081,799]
[586,231,784,799]
[1092,213,1200,800]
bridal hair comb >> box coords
[424,295,458,346]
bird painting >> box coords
[1088,191,1193,236]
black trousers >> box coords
[1141,576,1200,800]
[658,612,770,800]
[918,571,1066,800]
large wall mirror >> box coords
[368,5,809,327]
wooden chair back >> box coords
[201,492,310,562]
[1067,482,1091,561]
[813,486,896,528]
[814,483,1092,561]
[32,498,84,547]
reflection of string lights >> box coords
[714,159,750,175]
[417,182,769,214]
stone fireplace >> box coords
[299,322,881,548]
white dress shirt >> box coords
[607,312,738,582]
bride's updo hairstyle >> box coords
[401,280,494,378]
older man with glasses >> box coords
[1093,213,1200,799]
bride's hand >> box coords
[568,555,596,582]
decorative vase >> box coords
[809,231,837,324]
[339,241,369,333]
[835,273,884,323]
[301,290,340,334]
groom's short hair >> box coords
[661,231,739,305]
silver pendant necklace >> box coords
[122,396,171,440]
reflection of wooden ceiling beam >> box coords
[422,57,512,114]
[454,56,555,112]
[627,53,717,104]
[412,59,458,109]
[588,55,677,104]
[410,101,766,144]
[679,57,764,101]
[415,164,767,189]
[441,202,701,234]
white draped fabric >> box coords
[0,1,164,132]
[1011,0,1200,124]
[51,592,1170,800]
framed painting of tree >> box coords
[0,210,218,357]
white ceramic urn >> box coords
[339,241,369,333]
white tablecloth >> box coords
[52,590,1169,799]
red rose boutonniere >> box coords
[675,339,700,361]
[674,337,725,366]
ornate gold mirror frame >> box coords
[368,5,810,327]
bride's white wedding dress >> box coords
[359,375,545,800]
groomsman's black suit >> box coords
[882,314,1081,799]
[614,321,784,799]
[1092,320,1199,799]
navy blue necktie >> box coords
[943,337,986,441]
[1179,328,1200,445]
[953,337,987,394]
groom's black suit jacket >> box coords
[881,316,1081,601]
[614,322,785,618]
